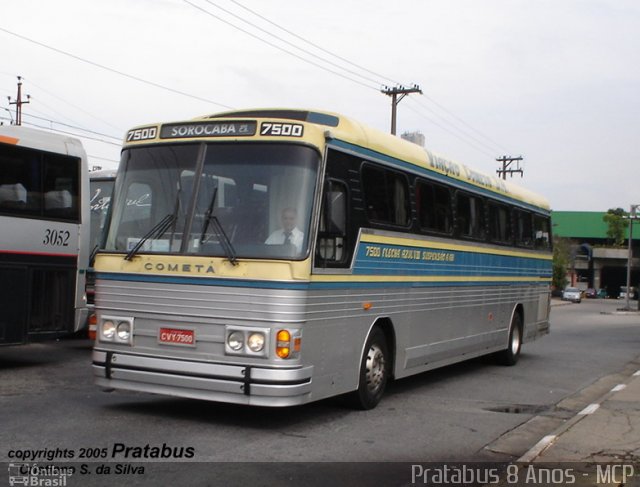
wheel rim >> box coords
[510,325,521,355]
[365,343,386,394]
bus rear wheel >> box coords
[350,327,389,410]
[496,312,522,366]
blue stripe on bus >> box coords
[352,244,552,278]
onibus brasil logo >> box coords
[8,463,72,486]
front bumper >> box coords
[92,349,313,407]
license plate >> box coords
[158,327,195,347]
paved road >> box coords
[1,298,638,485]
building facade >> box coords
[552,211,639,297]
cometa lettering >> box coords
[144,262,215,274]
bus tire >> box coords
[496,312,522,366]
[349,327,389,410]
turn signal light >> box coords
[276,329,291,358]
[88,313,97,341]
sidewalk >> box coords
[521,369,640,464]
[516,361,640,485]
[507,299,640,484]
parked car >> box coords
[585,288,597,299]
[562,287,582,303]
[597,288,608,299]
[618,286,637,300]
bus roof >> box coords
[127,108,551,212]
[89,168,118,180]
[0,125,86,159]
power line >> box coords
[412,95,513,155]
[186,1,514,157]
[23,76,125,134]
[2,77,122,142]
[402,103,496,159]
[19,112,122,142]
[0,114,121,146]
[22,99,105,137]
[228,0,402,87]
[405,97,505,156]
[87,154,120,164]
[0,16,515,162]
[182,0,379,91]
[0,26,233,109]
[17,92,123,141]
[223,0,512,155]
[199,0,387,87]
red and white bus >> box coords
[0,125,90,345]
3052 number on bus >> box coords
[43,229,70,247]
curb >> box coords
[518,368,640,463]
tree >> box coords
[603,208,627,247]
[552,237,570,291]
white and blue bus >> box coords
[92,109,552,408]
[0,125,90,345]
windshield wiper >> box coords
[124,188,182,261]
[199,187,218,244]
[124,213,176,261]
[199,187,238,266]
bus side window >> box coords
[514,209,533,247]
[362,164,410,226]
[533,214,551,250]
[488,202,512,244]
[0,183,27,209]
[416,179,452,234]
[43,155,80,222]
[456,191,486,240]
[316,180,347,265]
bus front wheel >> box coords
[350,327,389,410]
[496,312,522,366]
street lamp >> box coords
[624,204,640,311]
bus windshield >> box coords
[89,177,115,252]
[104,143,319,260]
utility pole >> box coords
[496,155,523,180]
[623,204,639,311]
[8,76,30,126]
[381,84,421,135]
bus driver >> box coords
[265,207,304,253]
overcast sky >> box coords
[2,0,638,211]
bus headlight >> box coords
[247,332,265,353]
[225,327,269,357]
[102,320,116,340]
[227,331,244,351]
[117,321,131,341]
[99,316,134,345]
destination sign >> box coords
[160,121,257,139]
